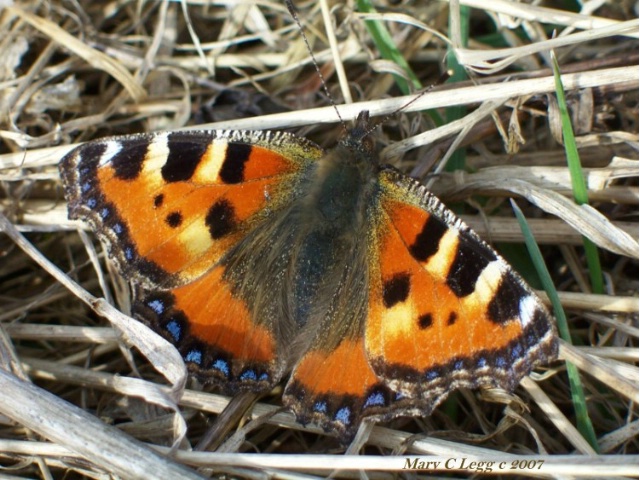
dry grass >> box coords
[0,0,638,478]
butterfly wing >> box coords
[60,130,324,391]
[365,169,558,409]
[282,157,557,441]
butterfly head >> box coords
[337,110,377,161]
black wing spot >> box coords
[154,193,164,208]
[447,312,458,325]
[418,313,433,329]
[205,199,236,239]
[446,240,496,297]
[78,142,107,173]
[487,271,528,324]
[166,211,183,228]
[383,273,410,308]
[529,306,553,339]
[219,143,252,184]
[111,142,147,180]
[409,215,448,262]
[161,133,208,182]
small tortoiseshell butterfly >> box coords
[59,109,558,440]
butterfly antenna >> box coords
[361,70,452,139]
[285,0,346,132]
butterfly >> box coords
[59,109,558,441]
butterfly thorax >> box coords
[298,110,379,227]
[303,148,377,230]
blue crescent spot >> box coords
[495,356,507,368]
[313,401,327,413]
[165,319,181,342]
[239,369,257,381]
[259,372,269,381]
[147,299,165,315]
[99,206,109,218]
[335,407,351,425]
[476,357,487,368]
[86,198,97,209]
[81,182,91,192]
[80,167,90,176]
[112,223,123,235]
[124,247,134,261]
[454,360,464,370]
[425,370,439,381]
[395,391,405,401]
[363,391,386,408]
[212,359,230,377]
[185,349,202,365]
[511,343,523,359]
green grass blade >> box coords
[511,199,599,452]
[356,0,443,127]
[551,52,604,294]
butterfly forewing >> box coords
[60,130,323,290]
[366,170,558,403]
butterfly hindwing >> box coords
[284,336,400,438]
[365,170,558,407]
[133,264,284,390]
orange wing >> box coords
[365,170,558,412]
[60,130,323,289]
[132,263,284,391]
[60,130,324,391]
[284,335,411,440]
